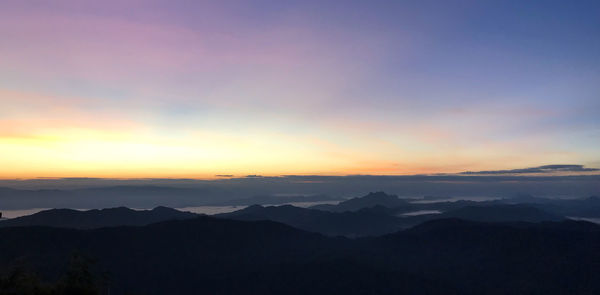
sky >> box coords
[1,0,599,178]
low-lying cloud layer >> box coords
[0,164,598,210]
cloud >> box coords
[460,165,599,175]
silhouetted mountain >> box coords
[0,206,197,229]
[217,202,568,237]
[490,195,600,218]
[1,217,598,294]
[387,195,600,219]
[438,204,563,222]
[532,196,600,218]
[217,204,408,236]
[308,191,573,220]
[311,191,410,212]
[389,204,564,228]
[502,193,551,203]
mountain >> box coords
[371,218,600,294]
[311,191,411,212]
[0,201,566,235]
[217,203,566,237]
[534,196,600,218]
[0,206,197,229]
[1,217,599,294]
[493,195,600,218]
[217,204,409,237]
[437,204,564,222]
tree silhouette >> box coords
[55,252,99,295]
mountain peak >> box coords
[152,206,178,212]
[363,191,398,200]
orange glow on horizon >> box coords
[1,121,595,179]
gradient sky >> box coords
[1,0,599,178]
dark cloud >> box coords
[461,165,599,175]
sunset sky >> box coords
[1,0,599,178]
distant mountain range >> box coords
[0,191,575,236]
[216,204,408,237]
[313,191,600,219]
[526,196,600,218]
[2,185,599,219]
[438,204,563,222]
[0,206,197,229]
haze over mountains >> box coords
[1,171,599,210]
[2,191,596,236]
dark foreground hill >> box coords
[0,217,453,295]
[1,216,599,295]
[0,206,197,229]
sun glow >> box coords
[0,126,384,178]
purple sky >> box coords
[1,0,599,178]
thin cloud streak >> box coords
[461,165,600,175]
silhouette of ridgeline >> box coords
[0,206,197,229]
[3,191,589,237]
[0,216,598,294]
